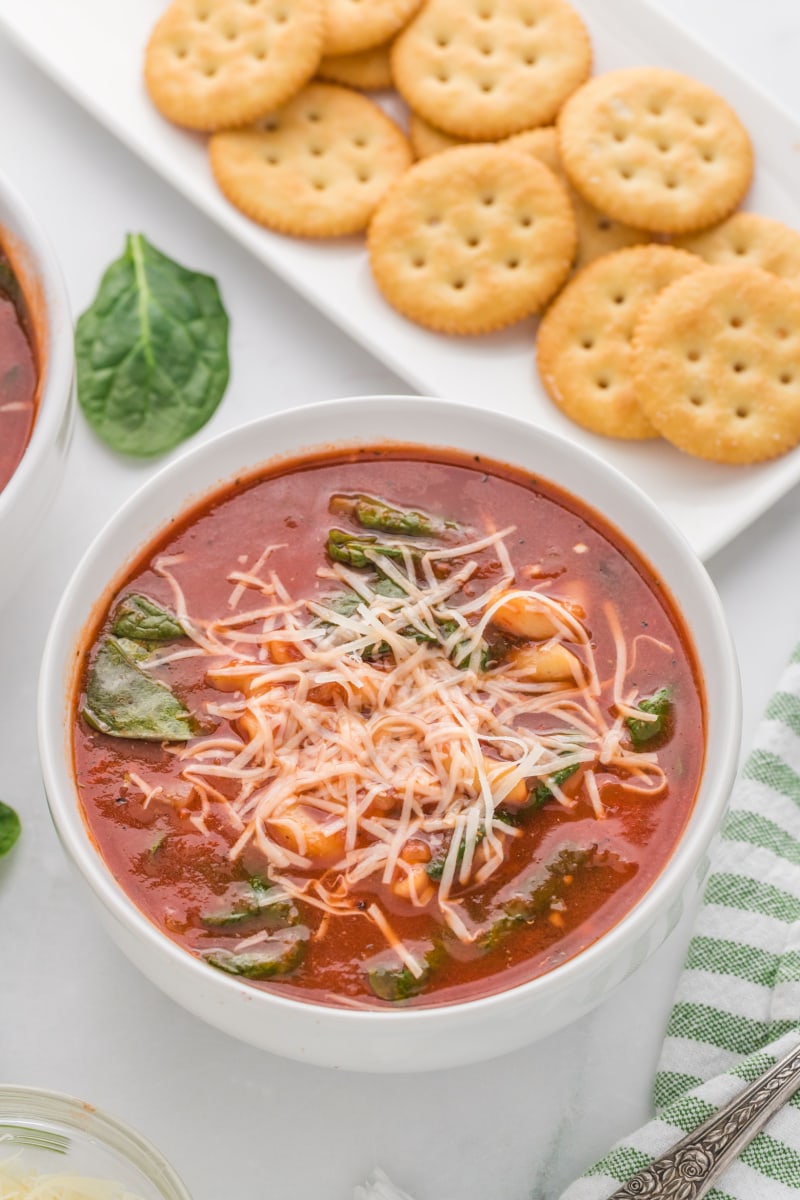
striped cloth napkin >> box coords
[356,644,800,1200]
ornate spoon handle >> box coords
[608,1038,800,1199]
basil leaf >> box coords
[83,636,194,741]
[111,593,185,642]
[0,801,21,858]
[76,233,229,457]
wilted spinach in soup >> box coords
[0,250,36,493]
[73,448,704,1008]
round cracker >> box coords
[676,212,800,282]
[145,0,325,132]
[506,127,650,269]
[408,112,466,159]
[631,264,800,464]
[537,245,702,439]
[392,0,592,142]
[210,83,412,236]
[317,43,393,91]
[322,0,422,57]
[368,143,577,334]
[558,68,753,235]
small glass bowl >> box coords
[0,1086,190,1199]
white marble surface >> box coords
[1,3,799,1198]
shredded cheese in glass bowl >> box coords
[0,1089,189,1200]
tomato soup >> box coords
[72,448,704,1008]
[0,250,37,493]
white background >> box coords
[1,2,799,1198]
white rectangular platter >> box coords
[2,0,800,560]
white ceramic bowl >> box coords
[0,172,74,602]
[38,396,740,1073]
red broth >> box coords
[72,448,704,1009]
[0,251,37,493]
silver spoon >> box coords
[607,1037,800,1199]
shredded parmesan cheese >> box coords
[139,523,670,965]
[0,1157,144,1200]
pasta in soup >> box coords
[72,447,704,1008]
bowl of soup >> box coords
[0,172,73,599]
[38,396,740,1071]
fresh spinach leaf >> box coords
[83,636,194,741]
[111,593,185,642]
[76,233,229,457]
[204,930,307,979]
[627,688,673,747]
[0,801,21,858]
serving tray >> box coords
[2,0,800,560]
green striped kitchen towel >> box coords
[356,645,800,1200]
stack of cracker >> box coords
[143,1,800,465]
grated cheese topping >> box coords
[139,524,670,963]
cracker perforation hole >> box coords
[657,139,671,153]
[356,168,372,183]
[619,167,634,180]
[732,361,747,374]
[312,179,328,191]
[521,13,537,26]
[776,328,789,339]
[481,194,496,206]
[597,217,612,231]
[687,349,701,362]
[580,336,594,350]
[729,316,744,328]
[612,130,627,143]
[353,135,369,147]
[224,26,239,40]
[506,257,521,270]
[596,376,611,390]
[411,255,426,268]
[523,52,538,66]
[664,177,679,190]
[264,153,280,165]
[426,215,442,226]
[309,145,325,157]
[611,292,626,305]
[466,234,482,248]
[195,5,210,19]
[307,111,322,123]
[701,150,715,163]
[480,41,494,55]
[452,278,468,290]
[435,32,450,46]
[174,46,189,58]
[477,1,494,18]
[648,102,664,116]
[201,63,218,76]
[780,372,794,385]
[735,406,750,418]
[519,214,533,227]
[274,9,288,21]
[253,47,267,59]
[693,113,708,126]
[479,81,496,93]
[437,69,451,83]
[689,395,704,407]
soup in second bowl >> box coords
[0,247,37,493]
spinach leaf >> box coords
[83,636,194,741]
[627,688,673,747]
[111,593,185,642]
[76,233,229,456]
[0,801,21,858]
[329,493,453,538]
[204,930,307,979]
